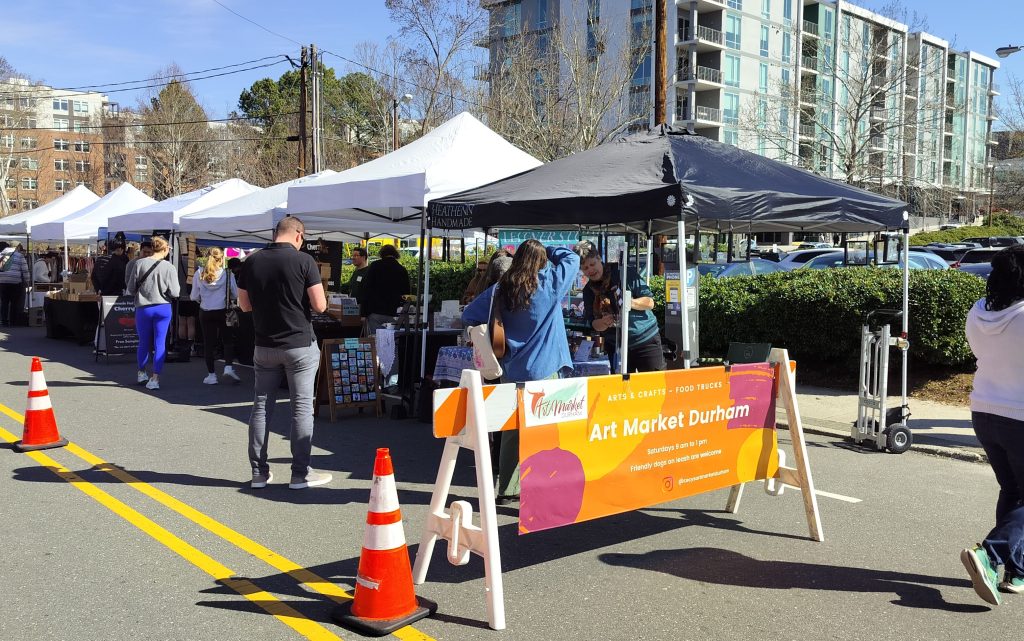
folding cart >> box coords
[853,309,912,453]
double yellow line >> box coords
[0,403,434,641]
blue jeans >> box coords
[136,303,172,374]
[973,411,1024,576]
[248,341,321,479]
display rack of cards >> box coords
[317,337,382,421]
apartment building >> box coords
[100,102,154,198]
[0,78,106,216]
[480,0,1000,220]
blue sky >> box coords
[0,0,1022,120]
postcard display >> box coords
[317,337,382,420]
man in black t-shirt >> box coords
[238,216,330,490]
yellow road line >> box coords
[0,425,342,641]
[0,402,437,641]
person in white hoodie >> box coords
[191,247,240,385]
[961,245,1024,606]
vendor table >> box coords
[431,345,612,383]
[44,298,99,345]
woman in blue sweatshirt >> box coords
[462,240,580,501]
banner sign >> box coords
[101,295,138,355]
[518,364,778,534]
[497,230,579,254]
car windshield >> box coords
[697,264,728,277]
[961,251,997,264]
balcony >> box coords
[799,89,818,105]
[679,65,723,90]
[693,24,724,51]
[799,124,815,139]
[989,83,1001,96]
[802,20,819,37]
[690,0,727,11]
[987,134,999,146]
[869,135,885,150]
[472,30,490,48]
[472,64,491,82]
[870,107,886,122]
[800,56,818,73]
[695,105,722,123]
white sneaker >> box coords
[146,378,160,390]
[222,367,240,384]
[137,371,149,385]
[288,471,333,489]
[203,373,218,385]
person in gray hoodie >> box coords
[961,244,1024,605]
[0,241,29,326]
[126,236,180,390]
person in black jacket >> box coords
[92,241,129,296]
[360,244,411,333]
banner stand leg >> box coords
[725,484,743,514]
[770,348,824,542]
[414,369,507,630]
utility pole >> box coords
[310,43,322,173]
[654,0,667,125]
[298,46,308,177]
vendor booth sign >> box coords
[497,230,579,254]
[518,364,777,533]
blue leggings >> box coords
[136,304,172,374]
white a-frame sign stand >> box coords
[413,347,823,631]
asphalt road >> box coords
[0,326,1019,641]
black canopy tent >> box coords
[429,127,908,234]
[427,126,910,384]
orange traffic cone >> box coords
[332,448,436,636]
[15,358,67,453]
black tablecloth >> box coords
[44,298,99,344]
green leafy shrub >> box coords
[689,268,985,367]
[910,214,1024,246]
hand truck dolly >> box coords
[853,309,912,453]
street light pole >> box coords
[392,93,413,152]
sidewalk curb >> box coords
[780,418,988,464]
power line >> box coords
[0,59,290,101]
[0,111,301,132]
[11,136,295,156]
[0,55,289,97]
[208,0,303,46]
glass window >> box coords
[21,177,37,190]
[54,158,69,171]
[22,199,39,209]
[73,121,86,133]
[19,157,38,170]
[759,62,769,92]
[760,24,769,57]
[725,54,741,87]
[782,0,792,25]
[54,118,69,131]
[52,98,68,111]
[136,155,148,167]
[502,1,521,37]
[761,0,770,19]
[19,137,36,149]
[74,140,90,152]
[727,0,742,9]
[725,14,742,49]
[75,160,91,172]
[723,92,740,125]
[55,179,71,192]
[724,128,739,146]
[73,100,89,114]
[54,139,69,151]
[781,33,791,63]
[0,134,12,148]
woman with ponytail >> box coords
[126,236,179,390]
[190,247,240,385]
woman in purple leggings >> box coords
[126,236,180,390]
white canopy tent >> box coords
[0,185,100,236]
[32,184,156,242]
[287,111,542,381]
[106,178,260,233]
[285,112,542,231]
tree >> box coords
[0,58,46,217]
[138,65,213,199]
[236,62,391,182]
[994,75,1024,212]
[479,1,651,161]
[384,0,486,134]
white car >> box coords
[775,248,842,271]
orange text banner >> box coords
[518,363,779,534]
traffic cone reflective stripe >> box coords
[332,448,436,636]
[15,357,67,453]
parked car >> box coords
[917,245,973,264]
[795,242,833,250]
[696,259,786,278]
[801,250,948,270]
[776,248,840,270]
[958,263,993,280]
[953,247,1003,268]
[939,223,962,231]
[961,236,1024,248]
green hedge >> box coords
[339,256,476,310]
[692,268,985,367]
[910,214,1024,246]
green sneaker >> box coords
[961,546,1002,605]
[1000,574,1024,594]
